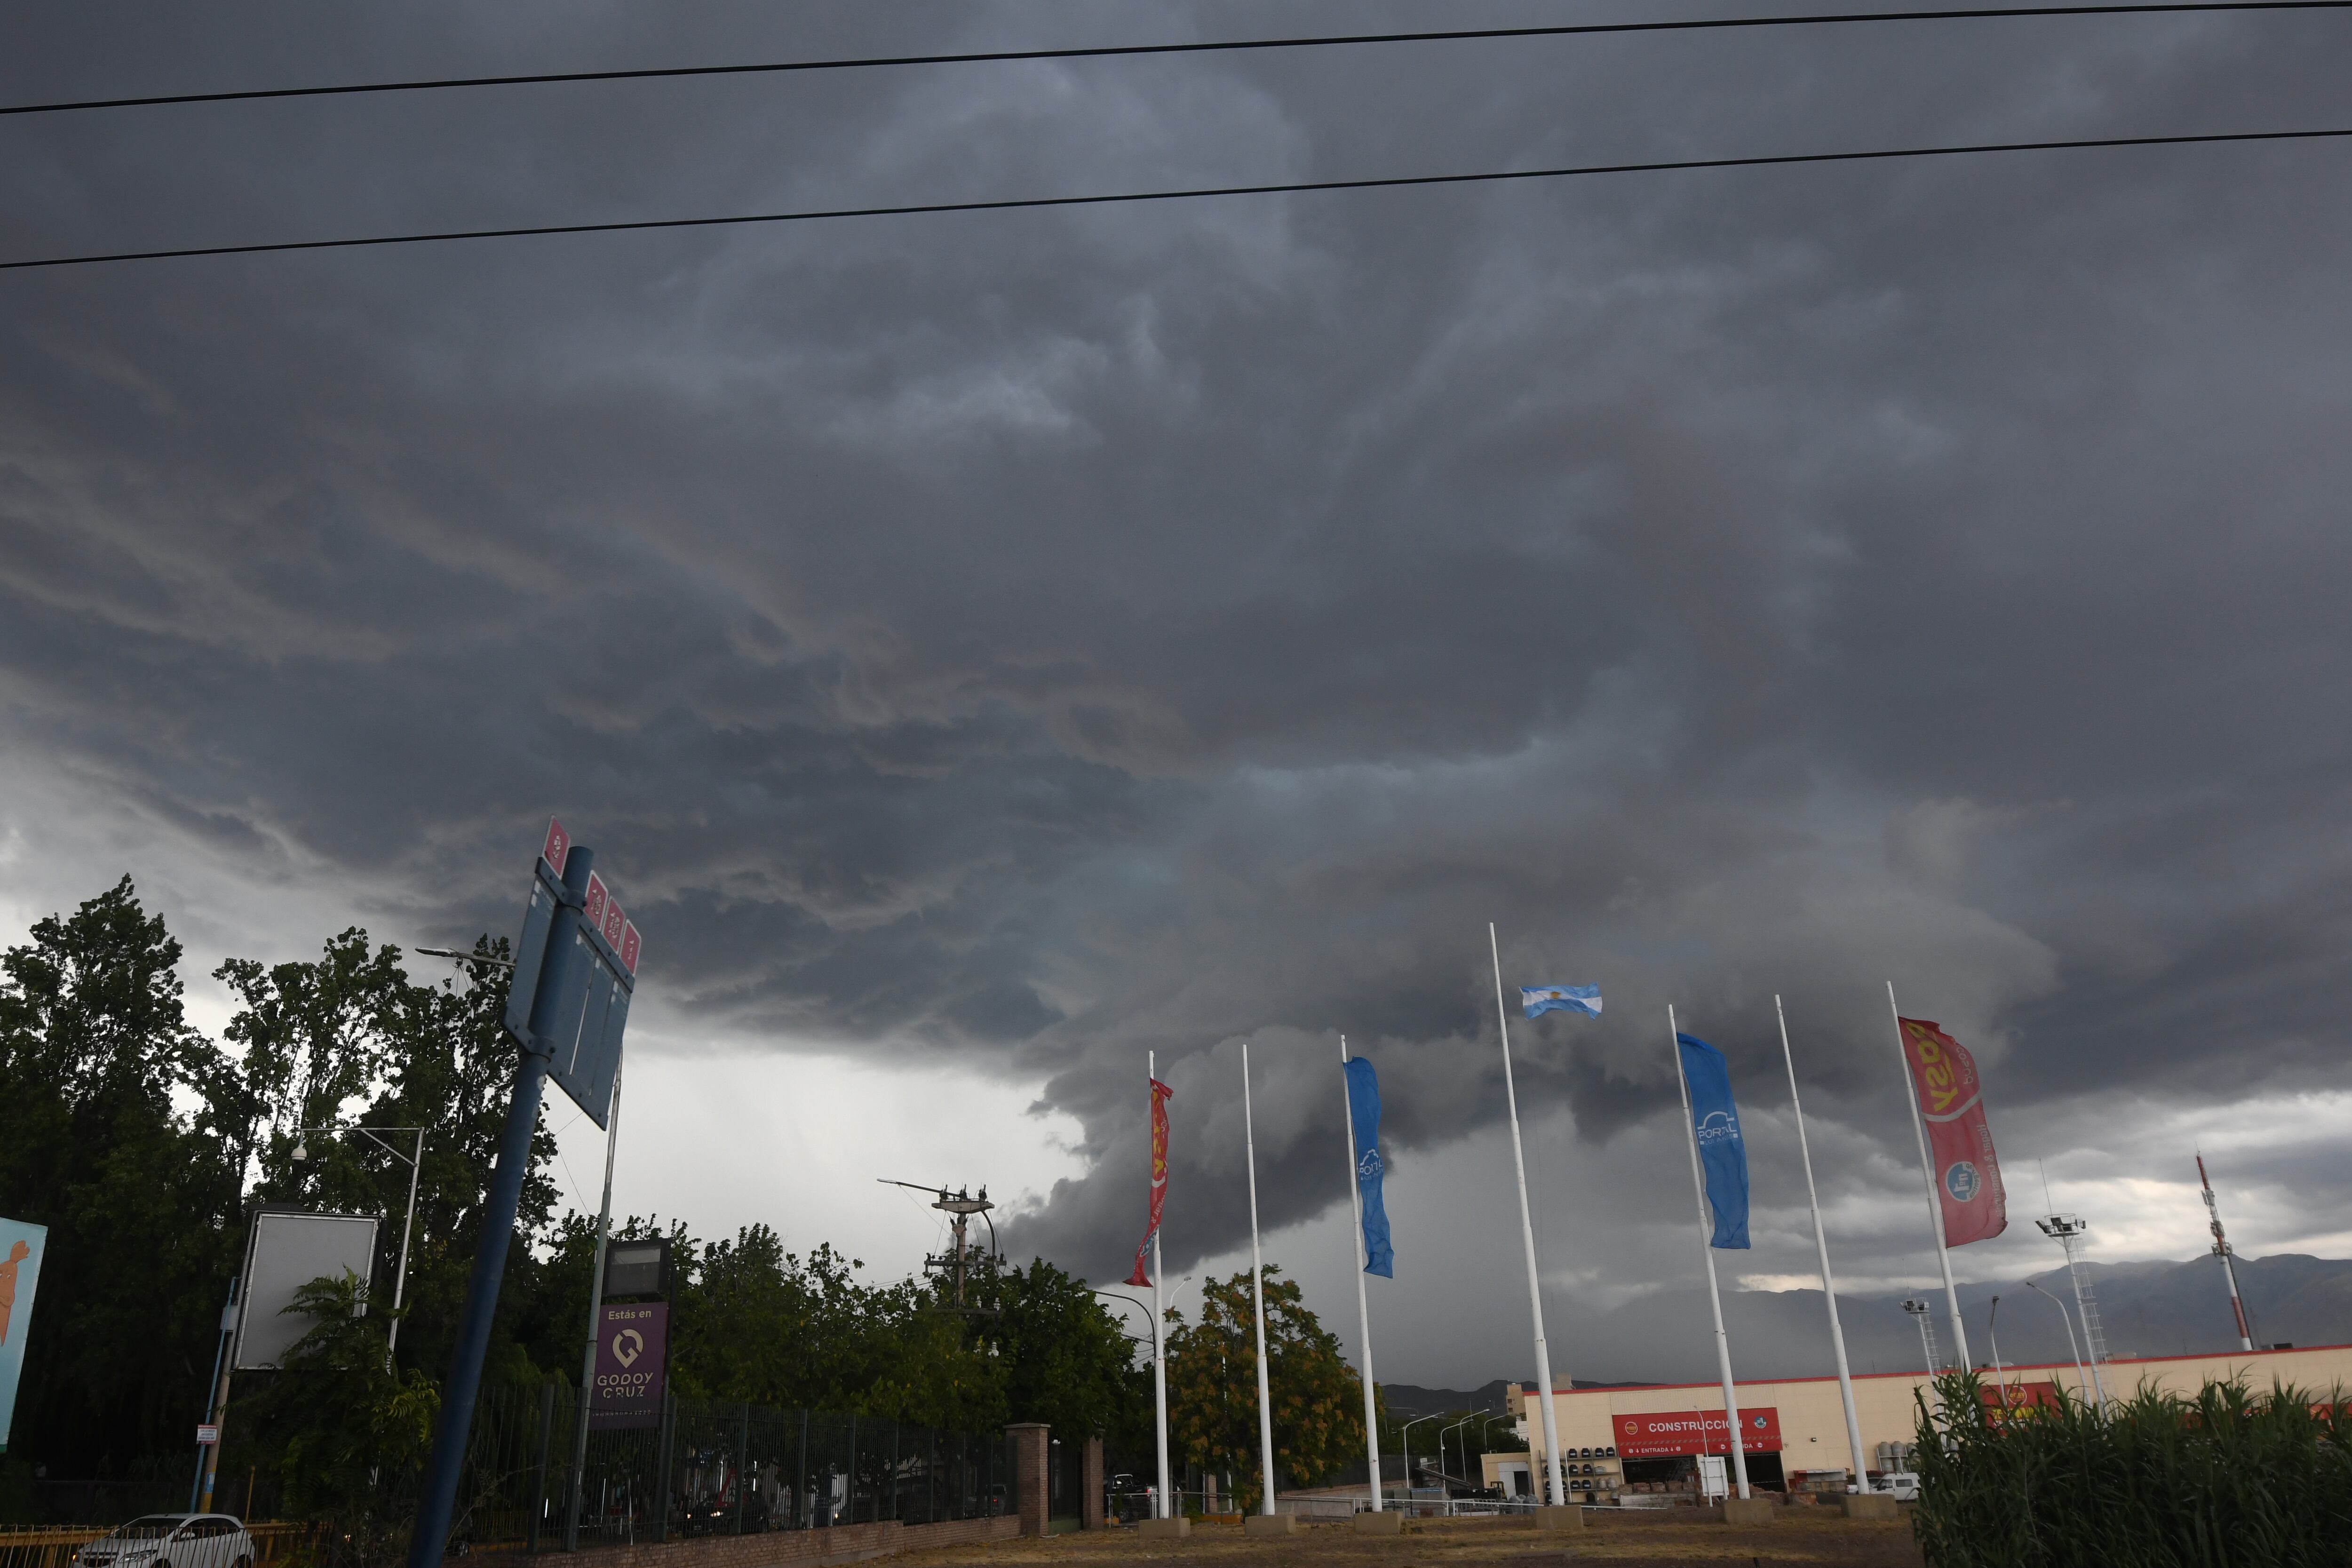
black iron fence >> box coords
[450,1386,1015,1553]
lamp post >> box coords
[1439,1414,1478,1489]
[1399,1415,1441,1504]
[2024,1275,2099,1413]
[1988,1296,2011,1410]
[294,1123,427,1365]
[1472,1413,1511,1494]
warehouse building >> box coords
[1481,1342,2352,1499]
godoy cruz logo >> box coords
[611,1327,644,1368]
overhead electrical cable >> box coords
[5,124,2346,271]
[3,2,2349,118]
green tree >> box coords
[984,1258,1138,1441]
[237,1271,438,1520]
[0,877,247,1477]
[1164,1266,1363,1510]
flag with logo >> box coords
[1676,1033,1749,1249]
[1899,1017,2008,1245]
[1521,984,1602,1019]
[1125,1077,1175,1286]
[1343,1057,1394,1277]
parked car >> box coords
[74,1517,255,1568]
[1873,1472,1921,1502]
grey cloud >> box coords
[5,2,2351,1337]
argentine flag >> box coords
[1521,984,1602,1019]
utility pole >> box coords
[2197,1154,2256,1352]
[879,1180,996,1310]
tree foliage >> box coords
[1164,1266,1363,1510]
[0,877,1142,1518]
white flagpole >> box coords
[1668,1006,1750,1501]
[1776,995,1867,1493]
[1487,924,1565,1508]
[1339,1035,1383,1513]
[1887,985,1973,1372]
[1150,1050,1172,1520]
[1243,1042,1279,1516]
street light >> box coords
[1398,1415,1441,1502]
[1439,1413,1480,1490]
[294,1123,426,1366]
[2024,1274,2101,1414]
[1472,1412,1512,1494]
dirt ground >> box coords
[898,1512,1925,1568]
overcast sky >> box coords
[6,2,2351,1387]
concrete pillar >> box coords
[1082,1436,1104,1529]
[1008,1423,1050,1537]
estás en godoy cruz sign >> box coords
[590,1302,668,1430]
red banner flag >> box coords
[1124,1077,1175,1287]
[1899,1017,2008,1246]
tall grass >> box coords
[1911,1370,2352,1567]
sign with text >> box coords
[589,1302,668,1430]
[506,820,640,1130]
[1613,1406,1782,1458]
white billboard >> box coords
[233,1208,380,1370]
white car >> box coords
[1874,1472,1922,1502]
[74,1516,255,1568]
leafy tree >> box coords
[0,877,246,1477]
[237,1271,437,1520]
[984,1258,1137,1440]
[1164,1266,1363,1510]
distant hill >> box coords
[1449,1254,2351,1388]
[1382,1376,1650,1418]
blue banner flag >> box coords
[1343,1057,1394,1278]
[1676,1033,1750,1250]
[1521,984,1602,1019]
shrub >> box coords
[1911,1369,2352,1567]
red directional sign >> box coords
[620,921,641,974]
[584,873,608,933]
[542,818,571,874]
[602,893,627,948]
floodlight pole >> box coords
[408,844,593,1568]
[565,1046,625,1550]
[1487,924,1565,1507]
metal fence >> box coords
[448,1385,1014,1553]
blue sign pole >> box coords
[407,844,593,1568]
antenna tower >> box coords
[2197,1154,2256,1352]
[880,1179,998,1313]
[2034,1213,2111,1366]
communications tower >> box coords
[2197,1154,2256,1352]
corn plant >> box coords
[1911,1369,2352,1568]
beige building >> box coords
[1482,1341,2352,1499]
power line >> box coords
[4,124,2345,272]
[4,3,2347,119]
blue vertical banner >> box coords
[1676,1034,1751,1250]
[0,1217,48,1451]
[1343,1057,1394,1277]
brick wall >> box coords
[573,1514,1019,1568]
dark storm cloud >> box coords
[5,4,2352,1297]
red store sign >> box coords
[1614,1407,1783,1458]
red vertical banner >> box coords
[1125,1078,1175,1287]
[1900,1017,2008,1246]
